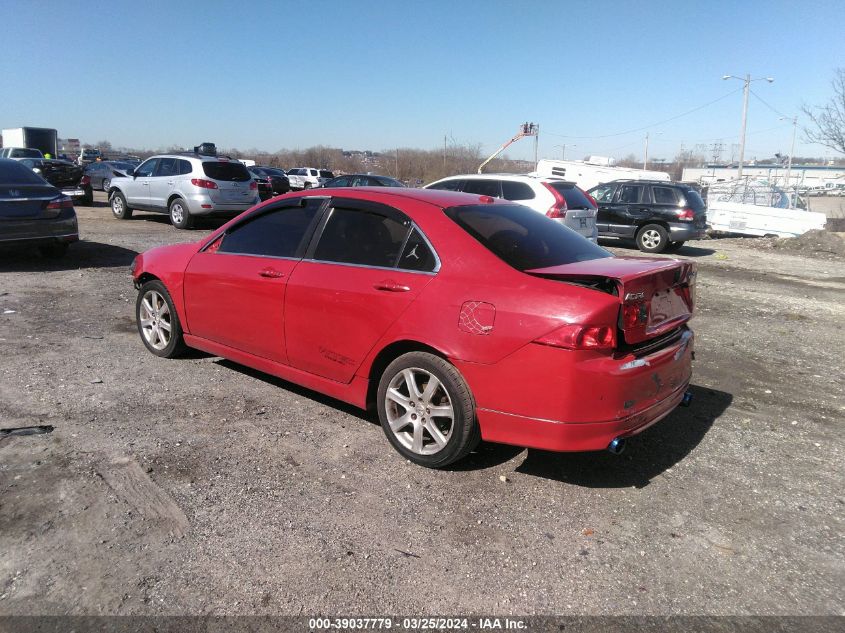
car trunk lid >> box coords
[526,257,696,345]
[0,185,64,220]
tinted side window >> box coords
[155,158,178,177]
[314,207,410,268]
[135,159,158,178]
[218,200,322,257]
[617,185,643,204]
[591,183,616,203]
[428,179,463,191]
[178,160,193,175]
[463,179,502,197]
[501,180,535,201]
[652,186,680,205]
[330,176,352,187]
[398,228,437,272]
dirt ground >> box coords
[1,192,843,616]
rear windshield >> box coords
[264,168,286,176]
[0,159,49,185]
[202,161,251,182]
[12,148,44,158]
[445,204,611,271]
[319,170,334,178]
[684,190,706,211]
[548,182,595,209]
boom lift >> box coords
[477,122,538,174]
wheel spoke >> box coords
[140,317,153,328]
[142,297,154,315]
[386,387,411,410]
[389,412,412,432]
[158,319,171,332]
[411,422,424,453]
[420,375,441,405]
[429,404,453,419]
[402,369,422,399]
[425,421,447,448]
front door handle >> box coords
[374,280,411,292]
[258,268,285,278]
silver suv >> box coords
[107,149,259,229]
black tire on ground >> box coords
[38,243,69,259]
[303,182,312,189]
[80,187,93,206]
[110,191,133,219]
[168,198,193,230]
[636,224,669,253]
[377,351,480,468]
[135,280,187,359]
[664,240,686,253]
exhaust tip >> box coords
[607,437,626,455]
[680,390,694,407]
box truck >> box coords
[1,127,59,157]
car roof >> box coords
[308,186,514,209]
[428,173,577,186]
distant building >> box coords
[683,164,845,187]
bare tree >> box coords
[802,67,845,155]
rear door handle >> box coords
[167,181,174,186]
[374,280,411,292]
[258,268,285,278]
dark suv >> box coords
[587,180,707,253]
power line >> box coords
[544,88,742,139]
[749,89,789,119]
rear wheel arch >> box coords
[166,193,183,208]
[365,340,451,412]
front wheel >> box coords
[636,224,669,253]
[377,352,479,468]
[136,280,186,358]
[110,191,133,219]
[102,177,111,191]
[169,198,193,229]
[303,182,312,190]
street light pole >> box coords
[723,73,774,181]
[643,133,650,170]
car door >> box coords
[148,157,178,210]
[284,198,437,383]
[606,183,645,237]
[183,197,326,363]
[124,158,157,207]
[589,183,618,232]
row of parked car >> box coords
[1,141,707,259]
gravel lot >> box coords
[1,192,843,616]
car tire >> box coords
[636,224,669,253]
[377,351,480,468]
[169,198,193,230]
[38,243,69,259]
[102,177,110,192]
[110,191,133,219]
[303,182,312,190]
[136,280,187,358]
[664,240,686,253]
[81,187,93,206]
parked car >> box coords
[286,167,334,190]
[77,148,101,165]
[424,174,598,242]
[16,157,93,206]
[84,161,136,191]
[587,179,708,253]
[0,158,79,257]
[321,174,406,188]
[108,150,260,229]
[248,166,290,200]
[0,147,44,159]
[131,187,696,467]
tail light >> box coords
[534,323,616,350]
[676,208,695,221]
[191,178,219,189]
[249,181,258,190]
[80,175,91,185]
[622,301,649,328]
[542,182,567,218]
[46,196,73,210]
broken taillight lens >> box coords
[676,208,695,221]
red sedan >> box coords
[131,188,696,468]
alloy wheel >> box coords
[642,229,662,249]
[139,290,172,350]
[111,195,123,216]
[384,367,454,455]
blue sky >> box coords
[3,0,844,161]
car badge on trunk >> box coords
[9,190,21,197]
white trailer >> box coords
[534,159,670,190]
[707,201,826,237]
[1,127,59,157]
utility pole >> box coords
[643,133,650,170]
[780,115,798,208]
[723,73,774,181]
[534,124,539,170]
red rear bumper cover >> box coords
[455,329,694,452]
